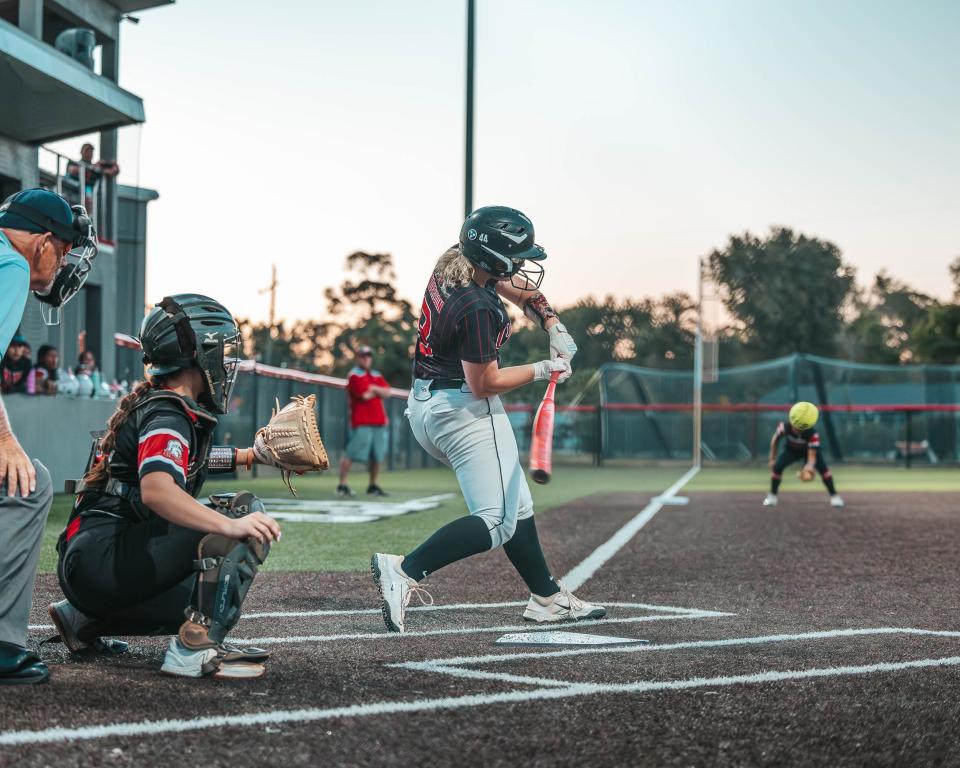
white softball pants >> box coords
[406,382,534,549]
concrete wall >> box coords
[5,394,117,491]
[0,135,38,188]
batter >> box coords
[372,206,605,632]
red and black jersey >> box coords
[775,421,820,451]
[75,390,218,521]
[413,272,511,381]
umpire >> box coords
[0,189,80,684]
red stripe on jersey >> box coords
[65,516,82,542]
[138,433,189,474]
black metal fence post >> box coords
[905,409,913,470]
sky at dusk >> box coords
[80,0,960,324]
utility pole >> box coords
[464,0,475,218]
[259,264,278,365]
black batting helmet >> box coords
[459,206,547,289]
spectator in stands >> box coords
[337,345,391,497]
[66,143,119,209]
[1,335,31,394]
[75,349,97,376]
[27,344,59,395]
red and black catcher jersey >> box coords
[776,421,821,451]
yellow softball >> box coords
[788,401,819,431]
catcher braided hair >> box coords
[82,376,168,488]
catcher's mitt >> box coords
[797,466,816,482]
[253,394,329,495]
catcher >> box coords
[764,401,843,508]
[48,294,327,679]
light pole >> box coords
[464,0,475,218]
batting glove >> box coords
[548,322,578,363]
[533,358,572,383]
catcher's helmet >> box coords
[788,401,819,431]
[459,206,547,290]
[139,294,241,414]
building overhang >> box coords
[106,1,174,13]
[0,19,144,144]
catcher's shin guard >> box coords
[180,533,269,648]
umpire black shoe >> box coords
[0,641,49,685]
[367,484,388,497]
[336,484,356,498]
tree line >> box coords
[240,229,960,399]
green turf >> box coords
[39,463,960,574]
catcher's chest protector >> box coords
[108,390,218,498]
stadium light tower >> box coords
[464,0,475,218]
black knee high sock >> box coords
[822,475,837,495]
[771,476,782,494]
[401,515,491,581]
[503,516,560,598]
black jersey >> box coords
[775,421,820,451]
[413,272,511,381]
[77,390,217,519]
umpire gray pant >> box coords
[0,460,53,646]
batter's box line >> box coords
[394,626,960,677]
[27,601,730,633]
[233,609,734,646]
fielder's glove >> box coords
[253,394,330,496]
[797,466,815,482]
[548,322,578,363]
[533,358,571,383]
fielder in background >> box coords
[50,294,283,680]
[0,188,96,685]
[337,345,391,497]
[764,401,844,508]
[371,206,605,633]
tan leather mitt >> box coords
[797,466,816,482]
[253,394,329,495]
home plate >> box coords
[495,631,648,647]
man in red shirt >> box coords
[338,346,391,497]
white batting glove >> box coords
[548,322,578,363]
[533,358,572,383]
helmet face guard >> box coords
[29,205,99,325]
[196,329,242,415]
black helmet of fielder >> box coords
[459,206,547,290]
[138,294,241,414]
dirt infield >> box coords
[3,485,960,767]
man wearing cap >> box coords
[0,188,82,684]
[338,346,391,497]
[1,335,32,394]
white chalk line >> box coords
[4,651,960,746]
[395,627,960,670]
[562,464,700,591]
[241,600,725,620]
[234,610,730,645]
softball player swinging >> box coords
[371,206,605,632]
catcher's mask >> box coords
[0,192,99,326]
[459,205,546,291]
[138,294,241,415]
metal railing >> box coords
[38,146,111,243]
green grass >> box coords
[40,464,960,574]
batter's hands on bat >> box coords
[0,433,36,498]
[548,322,578,363]
[533,358,571,383]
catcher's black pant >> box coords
[770,447,835,495]
[57,514,204,639]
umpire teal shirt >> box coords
[0,231,30,352]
